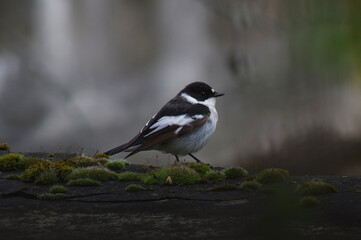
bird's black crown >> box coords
[179,82,223,101]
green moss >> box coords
[53,161,74,181]
[150,167,201,185]
[209,184,240,191]
[203,170,225,183]
[121,160,130,166]
[240,181,262,192]
[256,168,289,184]
[34,169,59,185]
[67,156,106,168]
[125,184,146,192]
[0,154,25,171]
[118,172,143,182]
[0,142,10,151]
[93,153,110,159]
[186,163,211,175]
[244,175,256,181]
[299,196,318,208]
[47,153,55,158]
[5,174,21,180]
[21,159,73,183]
[66,167,118,182]
[67,178,101,186]
[104,161,126,171]
[24,158,46,168]
[37,193,67,201]
[142,175,161,185]
[223,167,247,179]
[50,185,68,194]
[20,161,55,182]
[296,181,336,196]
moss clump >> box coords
[118,172,143,182]
[240,181,262,192]
[203,170,225,183]
[24,158,46,168]
[104,161,126,171]
[0,142,10,151]
[299,196,318,208]
[53,161,74,181]
[150,167,201,185]
[186,163,211,175]
[223,167,247,179]
[50,185,68,194]
[244,175,256,181]
[209,184,240,191]
[37,193,67,201]
[121,160,130,166]
[5,174,21,180]
[94,153,110,159]
[67,156,107,168]
[256,168,289,184]
[125,184,146,192]
[34,169,59,185]
[21,161,55,182]
[21,159,73,183]
[0,154,25,171]
[142,175,161,185]
[47,153,55,158]
[66,167,118,182]
[67,178,101,186]
[296,181,336,196]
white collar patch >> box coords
[181,93,216,108]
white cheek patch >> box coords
[203,97,216,108]
[145,114,197,137]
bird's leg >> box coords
[188,153,201,163]
[173,155,180,166]
[188,153,213,168]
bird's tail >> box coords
[103,133,143,156]
[103,143,129,156]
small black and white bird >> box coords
[104,82,224,164]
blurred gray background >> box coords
[1,0,361,175]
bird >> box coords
[103,82,224,164]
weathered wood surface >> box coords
[1,151,360,240]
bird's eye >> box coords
[201,92,206,96]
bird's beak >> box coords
[214,92,225,97]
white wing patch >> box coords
[141,114,157,133]
[192,114,204,119]
[144,114,202,137]
[174,126,183,134]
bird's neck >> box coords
[180,93,217,109]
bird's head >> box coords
[179,82,224,103]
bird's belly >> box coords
[156,116,217,155]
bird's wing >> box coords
[124,100,210,158]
